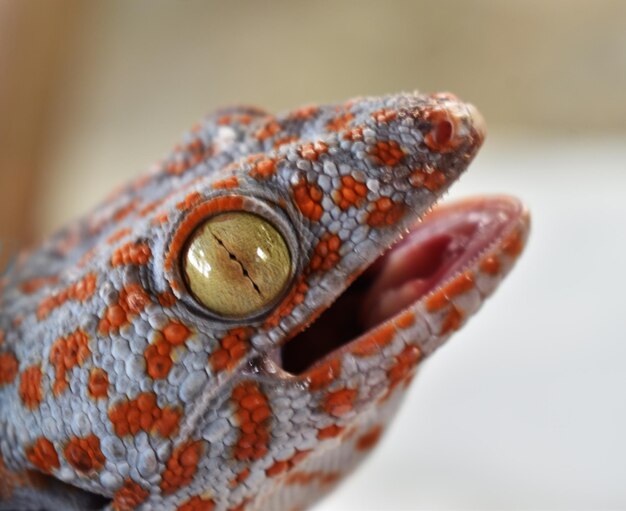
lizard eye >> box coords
[182,211,292,318]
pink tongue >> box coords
[359,231,472,329]
[359,204,509,330]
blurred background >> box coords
[1,1,625,509]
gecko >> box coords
[0,91,529,511]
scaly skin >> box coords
[0,92,529,511]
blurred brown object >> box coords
[0,1,81,270]
[1,0,625,253]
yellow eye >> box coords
[183,211,291,318]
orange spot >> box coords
[163,321,191,345]
[0,454,29,499]
[255,119,281,141]
[395,310,415,329]
[78,248,97,268]
[326,112,354,132]
[130,174,151,193]
[286,471,314,485]
[292,181,323,222]
[19,365,42,409]
[286,470,340,487]
[64,434,105,473]
[37,273,97,320]
[265,450,311,478]
[26,438,59,473]
[298,141,328,161]
[160,440,204,495]
[212,176,239,189]
[350,322,396,357]
[445,271,475,297]
[333,175,368,210]
[99,284,151,335]
[144,338,173,380]
[366,197,405,227]
[139,198,166,217]
[309,233,342,272]
[502,228,525,257]
[49,329,90,396]
[177,495,216,511]
[273,135,298,149]
[323,388,357,417]
[112,200,138,223]
[289,105,319,120]
[425,271,475,312]
[0,352,18,385]
[112,479,149,511]
[317,424,344,440]
[217,115,232,126]
[480,254,501,275]
[111,242,152,267]
[232,382,271,462]
[371,109,397,123]
[108,392,181,437]
[166,138,214,175]
[158,291,177,307]
[146,319,192,380]
[306,359,341,391]
[441,305,463,335]
[210,327,252,373]
[152,212,169,225]
[19,275,59,294]
[409,168,447,191]
[368,140,404,166]
[88,368,109,399]
[266,460,289,477]
[177,191,203,211]
[425,290,448,312]
[106,228,132,245]
[249,157,277,180]
[388,345,422,392]
[229,467,250,488]
[319,472,341,486]
[356,425,383,451]
[343,126,364,141]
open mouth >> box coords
[280,195,524,375]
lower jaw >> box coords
[279,195,526,375]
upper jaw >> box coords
[277,195,530,377]
[245,93,487,356]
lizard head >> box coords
[0,92,528,511]
[162,92,488,344]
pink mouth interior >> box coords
[280,197,520,375]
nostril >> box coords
[424,109,459,153]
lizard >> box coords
[0,91,529,511]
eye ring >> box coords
[164,195,299,322]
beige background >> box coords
[1,2,626,510]
[1,0,625,250]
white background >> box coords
[320,134,626,510]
